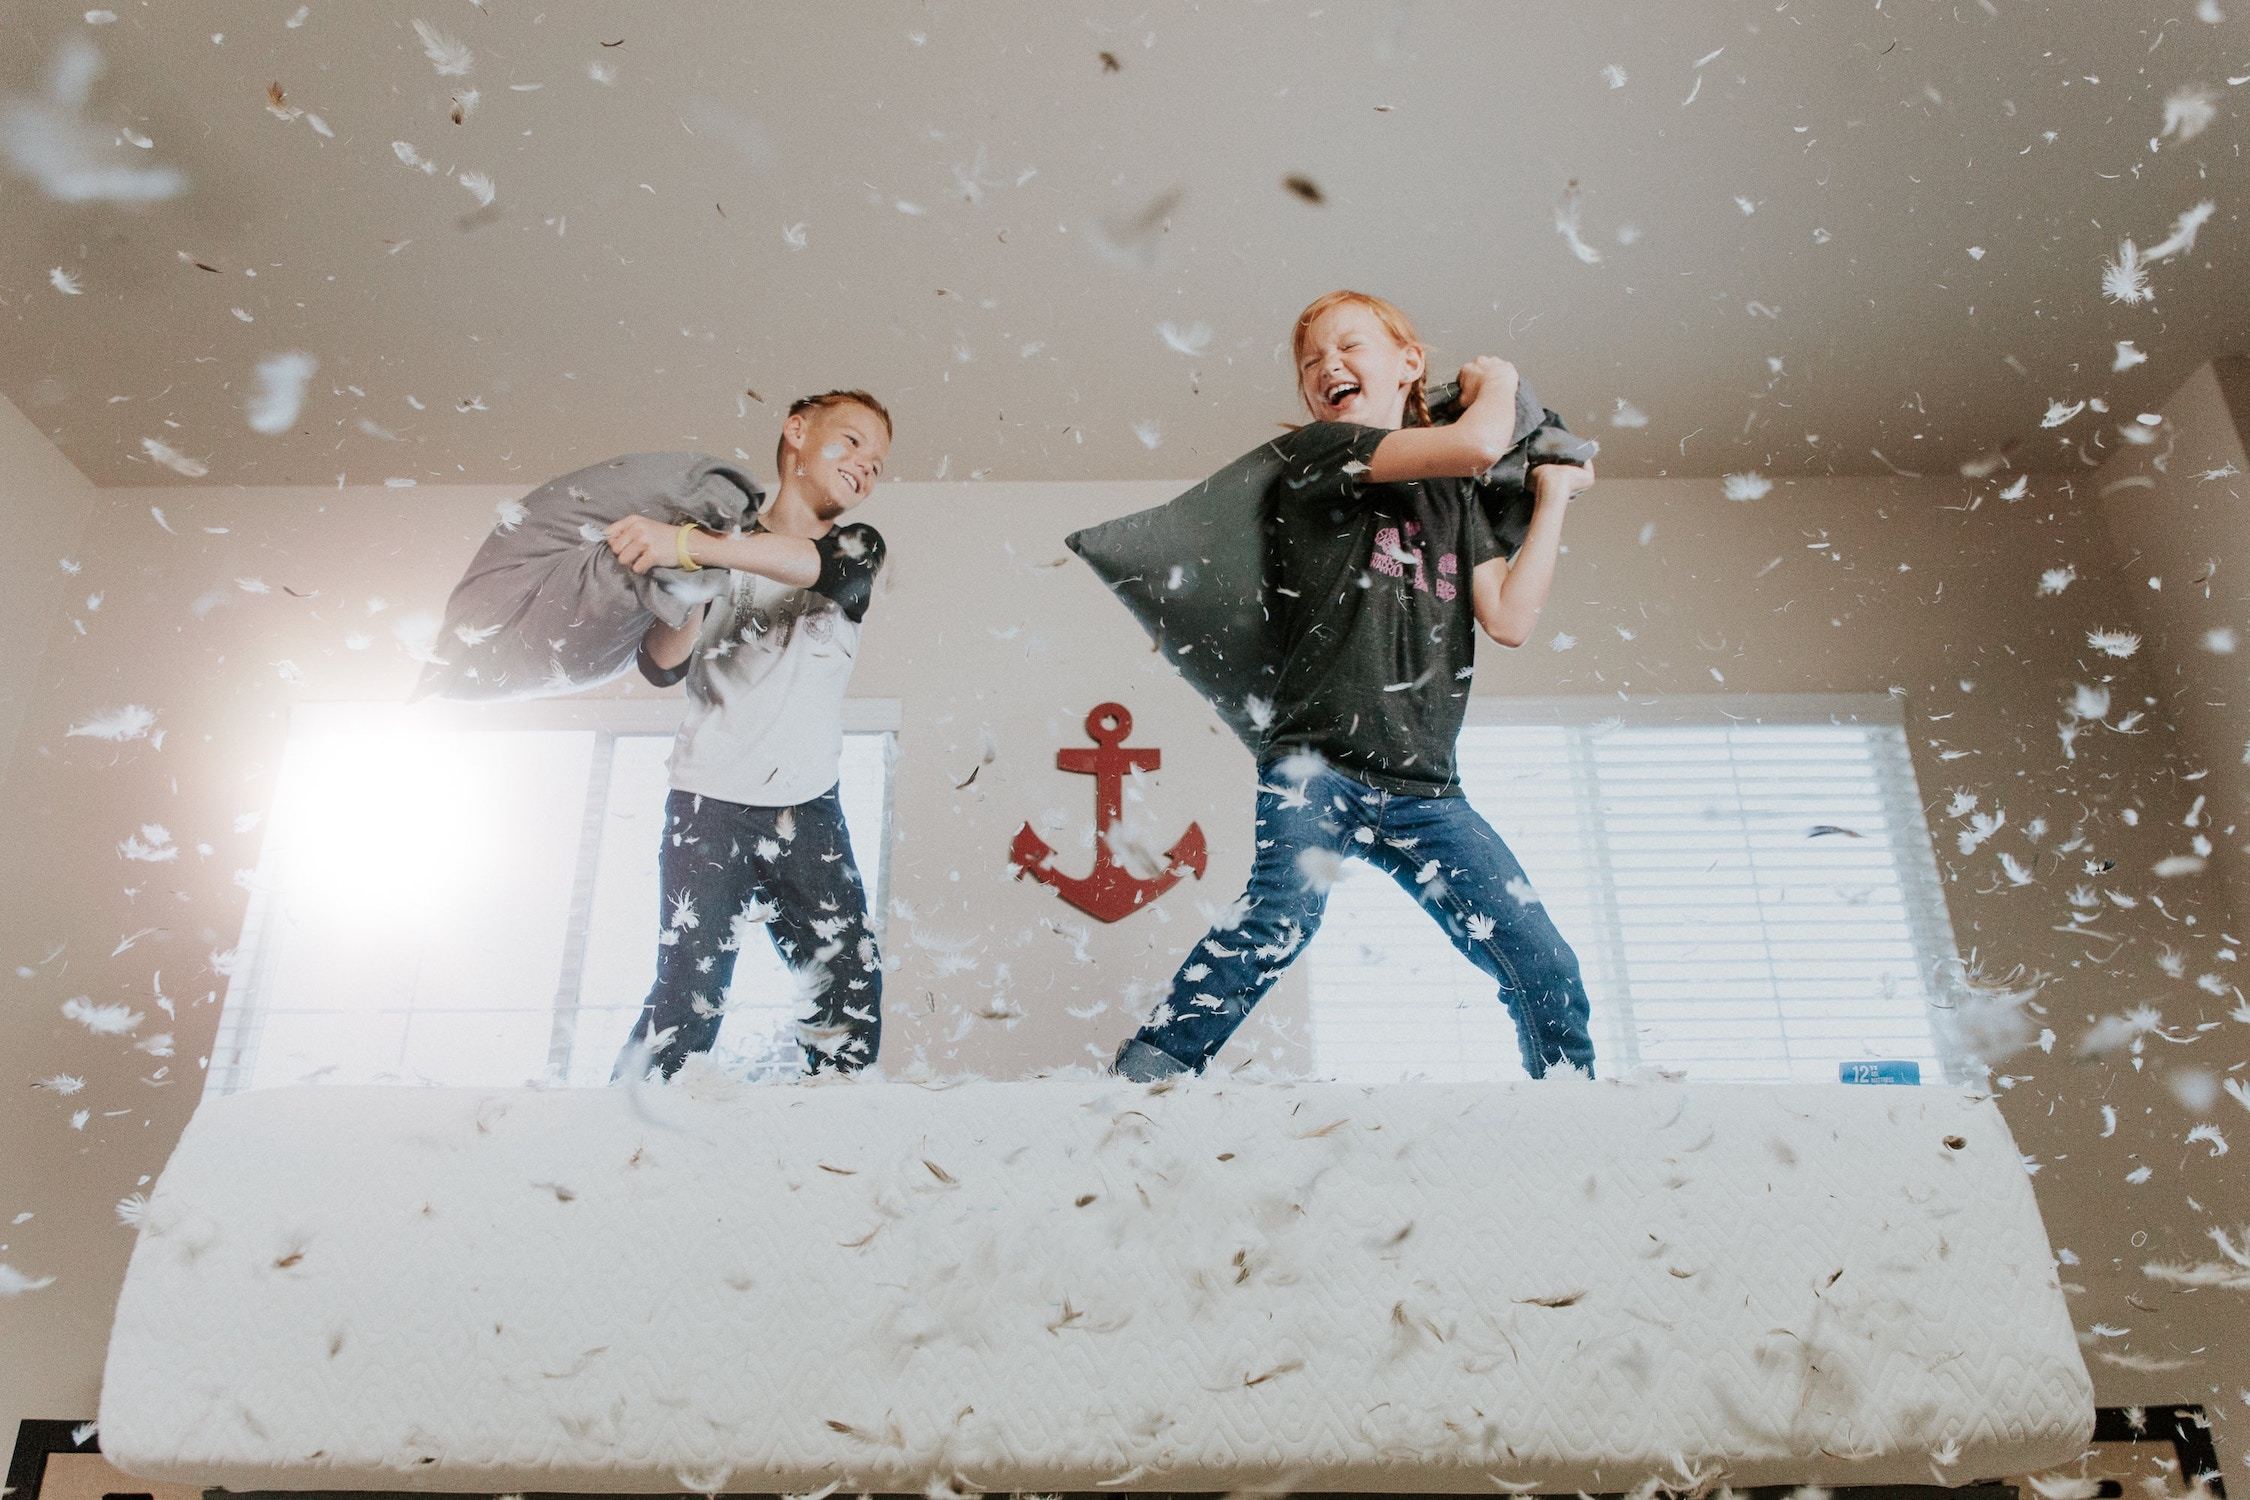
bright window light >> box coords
[209,703,894,1093]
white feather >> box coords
[1,39,187,204]
[62,996,142,1034]
[0,1264,58,1297]
[2144,199,2216,261]
[1553,182,1603,265]
[140,437,207,477]
[2086,628,2140,658]
[1157,320,1212,357]
[2159,87,2218,142]
[412,18,474,76]
[66,704,155,741]
[247,351,317,435]
[2101,240,2152,305]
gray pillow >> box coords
[416,452,762,701]
[1065,378,1595,753]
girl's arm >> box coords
[1471,463,1596,647]
[605,514,819,589]
[1365,356,1521,483]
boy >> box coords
[605,390,893,1080]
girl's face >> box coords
[1297,302,1424,428]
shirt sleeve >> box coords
[636,637,692,688]
[1461,477,1511,570]
[635,591,717,688]
[1272,421,1391,513]
[809,522,886,624]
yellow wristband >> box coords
[675,523,702,572]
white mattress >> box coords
[100,1074,2094,1493]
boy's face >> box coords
[785,401,890,518]
[1297,303,1423,428]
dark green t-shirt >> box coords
[1261,421,1506,797]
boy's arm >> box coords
[606,515,820,589]
[1364,356,1522,483]
[607,516,884,622]
[1471,463,1595,647]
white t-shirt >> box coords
[649,522,885,809]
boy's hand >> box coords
[1456,355,1518,409]
[1535,460,1596,504]
[605,514,681,575]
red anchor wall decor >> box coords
[1009,703,1207,923]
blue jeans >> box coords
[1114,760,1596,1080]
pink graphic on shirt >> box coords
[1370,521,1458,600]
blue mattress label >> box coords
[1840,1060,1922,1085]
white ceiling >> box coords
[0,0,2242,488]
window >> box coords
[1309,695,1969,1085]
[207,699,896,1094]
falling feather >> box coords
[66,704,155,741]
[1,39,188,203]
[247,352,317,435]
[2159,87,2218,142]
[2025,1477,2103,1500]
[2144,199,2216,262]
[62,996,141,1034]
[140,438,207,477]
[1553,181,1602,265]
[412,18,474,76]
[2101,241,2151,306]
[0,1265,58,1296]
[2086,629,2140,658]
[1158,320,1212,357]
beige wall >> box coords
[2093,357,2250,923]
[0,395,96,788]
[4,399,2247,1483]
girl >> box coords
[1111,291,1599,1082]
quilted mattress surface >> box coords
[99,1074,2094,1493]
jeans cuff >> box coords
[1112,1037,1196,1082]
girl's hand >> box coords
[605,514,682,575]
[1456,355,1517,409]
[1535,461,1596,504]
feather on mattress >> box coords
[99,1075,2094,1493]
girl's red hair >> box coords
[1291,290,1433,428]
